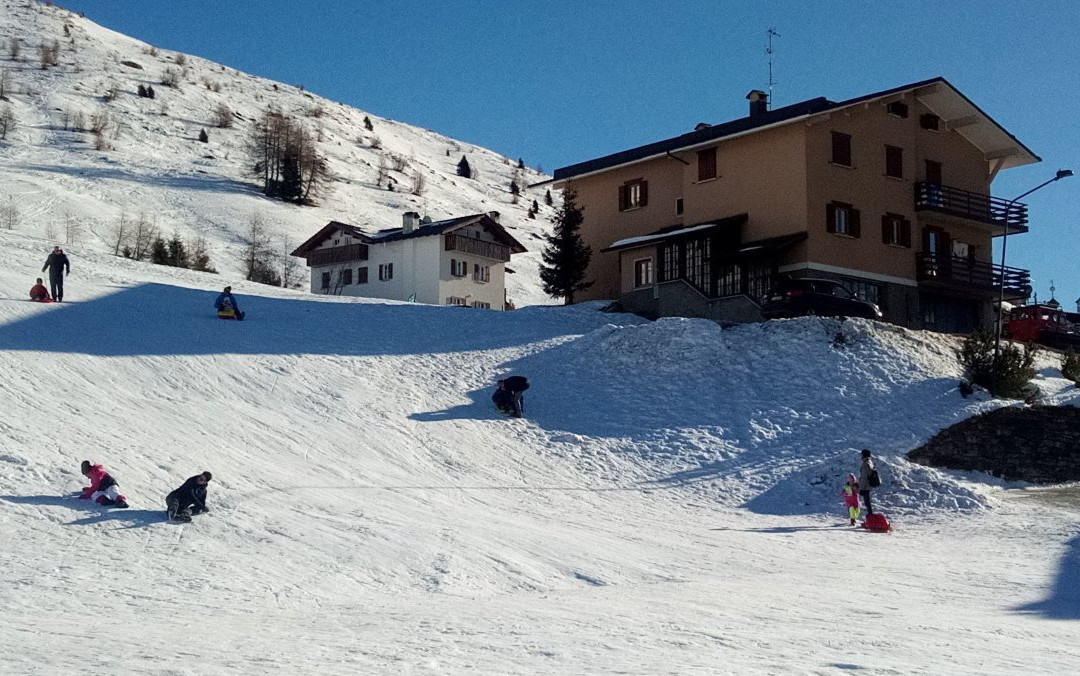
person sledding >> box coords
[30,278,52,302]
[857,449,892,532]
[79,460,129,508]
[214,286,244,320]
[841,473,861,526]
[166,471,212,523]
[493,375,529,418]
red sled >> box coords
[863,513,893,533]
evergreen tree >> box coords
[167,232,190,268]
[509,179,520,196]
[539,188,592,304]
[198,128,209,143]
[146,85,155,99]
[517,157,525,169]
[363,115,374,131]
[456,155,472,178]
[149,236,169,265]
[544,189,553,206]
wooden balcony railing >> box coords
[914,182,1029,232]
[305,243,368,267]
[445,234,511,262]
[916,253,1031,298]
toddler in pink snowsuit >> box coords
[80,461,129,508]
[842,473,860,525]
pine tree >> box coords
[149,236,169,265]
[363,115,374,131]
[167,232,190,268]
[517,157,525,169]
[539,187,592,304]
[198,128,208,143]
[544,189,553,206]
[456,155,472,178]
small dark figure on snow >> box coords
[492,380,515,415]
[41,245,70,302]
[30,277,51,302]
[80,460,129,508]
[858,449,875,515]
[166,471,212,522]
[214,286,244,320]
[498,375,529,418]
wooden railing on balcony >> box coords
[444,234,511,262]
[304,243,368,267]
[916,253,1031,298]
[914,182,1029,232]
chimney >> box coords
[402,211,420,233]
[746,90,768,117]
[486,210,501,223]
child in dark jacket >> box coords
[166,472,212,522]
[79,461,129,508]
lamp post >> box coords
[992,168,1073,390]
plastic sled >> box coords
[863,513,893,533]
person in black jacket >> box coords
[502,375,529,418]
[41,245,70,302]
[166,471,212,522]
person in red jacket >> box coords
[79,460,129,508]
[30,278,51,302]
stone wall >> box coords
[908,405,1080,483]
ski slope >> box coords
[2,227,1079,675]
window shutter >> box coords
[826,204,837,233]
[618,185,627,211]
[388,263,393,279]
[850,209,861,238]
[450,258,456,275]
[640,181,648,207]
[881,215,891,244]
[901,219,911,248]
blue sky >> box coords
[61,0,1079,304]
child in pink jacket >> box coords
[842,473,860,525]
[80,461,129,508]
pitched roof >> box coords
[545,77,1039,185]
[291,214,527,257]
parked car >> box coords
[761,278,882,320]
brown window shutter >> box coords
[850,209,861,238]
[640,181,649,207]
[901,219,911,247]
[881,215,891,244]
[450,258,456,275]
[826,203,837,233]
[618,185,627,211]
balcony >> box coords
[914,182,1029,234]
[916,253,1031,300]
[445,234,511,262]
[304,243,368,267]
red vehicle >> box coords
[1004,304,1080,349]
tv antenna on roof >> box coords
[766,27,780,110]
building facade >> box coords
[542,78,1038,332]
[291,212,526,310]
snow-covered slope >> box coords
[0,1,555,306]
[2,223,1080,673]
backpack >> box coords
[868,469,881,488]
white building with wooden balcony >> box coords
[290,212,527,310]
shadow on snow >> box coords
[1015,533,1080,620]
[1,493,166,528]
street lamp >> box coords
[992,168,1073,390]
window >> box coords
[633,258,653,288]
[661,243,680,282]
[842,278,883,309]
[952,241,972,259]
[471,301,491,309]
[716,262,742,298]
[446,296,468,306]
[340,268,353,286]
[886,101,909,118]
[618,179,648,211]
[676,198,684,216]
[357,266,369,284]
[831,132,852,166]
[379,263,394,281]
[473,264,490,283]
[920,113,940,131]
[320,272,331,290]
[826,202,860,237]
[745,259,772,302]
[685,238,710,291]
[881,213,911,247]
[697,148,717,181]
[924,160,942,185]
[450,258,467,277]
[885,145,903,179]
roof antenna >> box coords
[766,28,780,110]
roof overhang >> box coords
[604,214,748,252]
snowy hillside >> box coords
[0,1,555,306]
[3,223,1080,673]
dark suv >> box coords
[761,278,882,320]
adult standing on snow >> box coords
[41,245,70,302]
[166,471,212,522]
[858,449,876,516]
